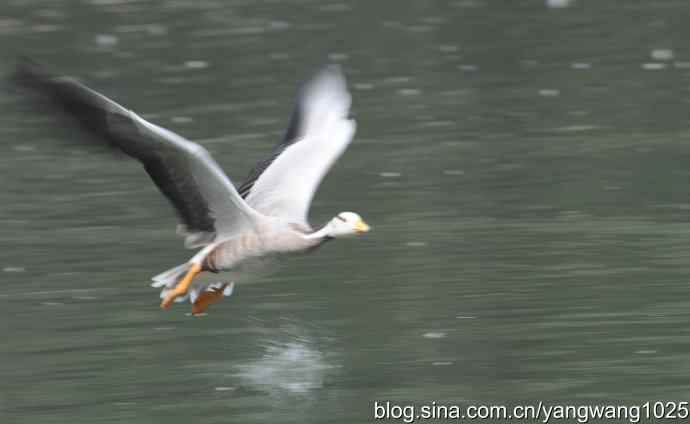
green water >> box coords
[2,0,690,423]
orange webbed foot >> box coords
[191,283,231,315]
[160,263,202,310]
[160,288,185,309]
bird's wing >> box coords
[16,60,262,248]
[237,65,356,226]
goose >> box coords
[16,60,370,315]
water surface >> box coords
[2,1,690,423]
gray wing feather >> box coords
[238,65,356,224]
[16,59,261,247]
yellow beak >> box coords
[355,219,371,234]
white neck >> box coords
[304,222,333,240]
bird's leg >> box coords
[191,283,231,315]
[160,263,202,309]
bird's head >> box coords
[327,212,370,238]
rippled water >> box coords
[3,0,690,423]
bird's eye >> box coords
[336,215,346,222]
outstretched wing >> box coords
[16,59,262,248]
[237,65,356,226]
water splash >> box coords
[234,340,335,395]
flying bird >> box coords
[16,60,370,315]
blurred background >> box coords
[2,0,690,422]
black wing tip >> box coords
[13,57,79,89]
[13,56,51,86]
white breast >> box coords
[208,225,314,272]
